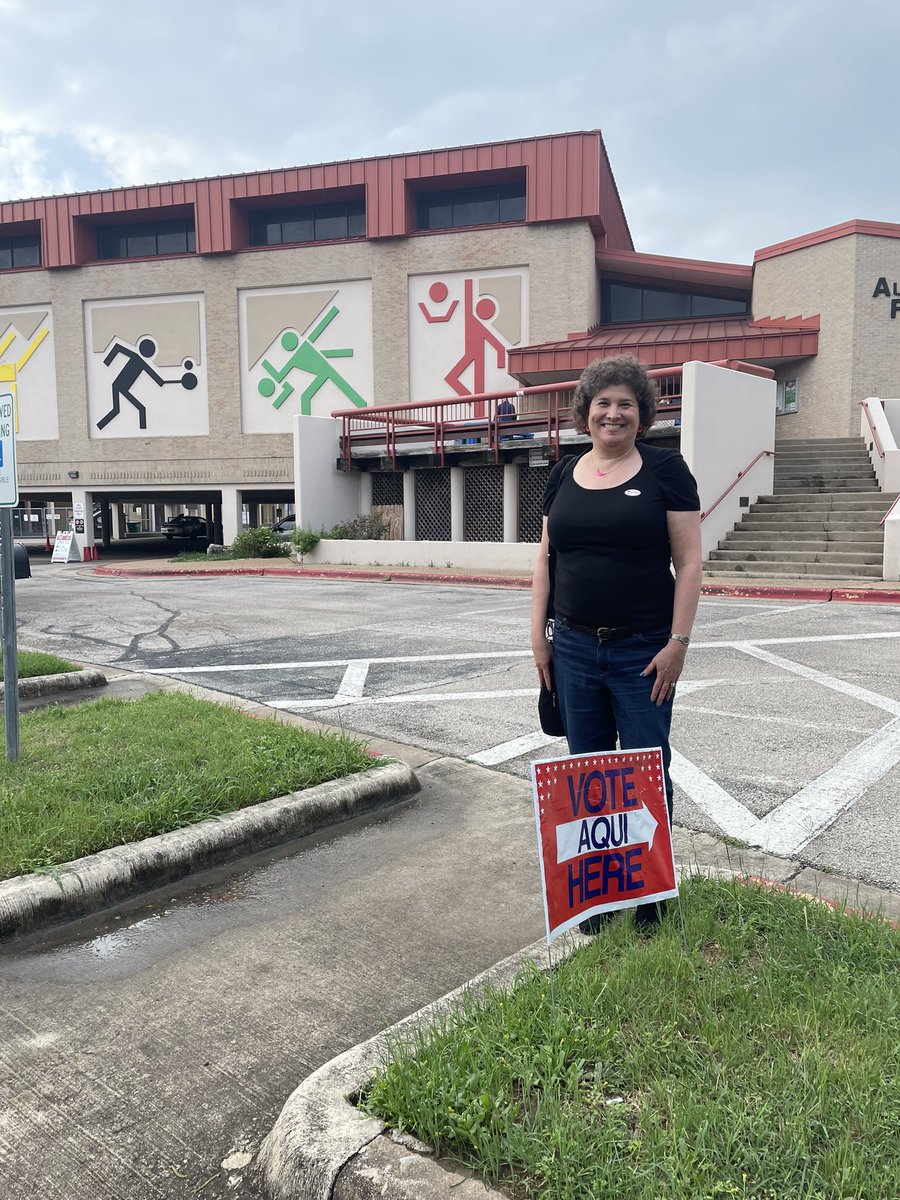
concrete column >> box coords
[221,486,243,545]
[69,488,94,560]
[450,467,465,542]
[359,471,373,514]
[503,464,518,543]
[402,470,416,540]
[112,503,127,540]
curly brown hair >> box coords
[571,356,658,435]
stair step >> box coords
[735,518,885,529]
[702,560,884,579]
[775,438,869,447]
[726,531,884,545]
[709,549,883,564]
[752,494,895,508]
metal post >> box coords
[0,507,20,762]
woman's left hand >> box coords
[642,640,687,706]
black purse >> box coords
[538,661,565,737]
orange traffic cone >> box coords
[44,535,51,552]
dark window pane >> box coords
[498,189,526,222]
[314,208,348,240]
[690,293,748,316]
[282,215,314,243]
[248,215,269,246]
[126,224,158,257]
[186,226,196,253]
[97,228,127,259]
[156,222,189,254]
[642,288,690,320]
[11,237,40,267]
[605,283,642,323]
[453,195,499,227]
[347,201,365,237]
[0,243,11,270]
[419,197,452,229]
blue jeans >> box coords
[552,618,674,815]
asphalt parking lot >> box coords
[12,563,900,888]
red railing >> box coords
[860,400,885,459]
[333,368,684,468]
[881,495,900,527]
[700,451,776,522]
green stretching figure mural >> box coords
[257,305,366,414]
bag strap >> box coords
[545,454,577,620]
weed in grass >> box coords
[0,691,371,879]
[0,650,80,681]
[362,877,900,1200]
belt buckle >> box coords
[596,626,613,641]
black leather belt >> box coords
[557,617,632,641]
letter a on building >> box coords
[531,748,678,942]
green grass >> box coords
[0,650,80,681]
[363,876,900,1200]
[0,690,372,879]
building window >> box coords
[248,199,365,247]
[417,182,526,231]
[0,233,41,270]
[96,218,196,260]
[601,280,748,324]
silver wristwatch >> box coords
[669,634,690,647]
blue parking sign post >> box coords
[0,390,20,762]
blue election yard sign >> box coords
[0,392,18,507]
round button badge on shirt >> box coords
[624,489,641,497]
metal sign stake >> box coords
[0,508,19,762]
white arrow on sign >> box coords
[556,805,659,864]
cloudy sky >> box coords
[0,0,895,263]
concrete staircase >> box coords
[704,437,896,580]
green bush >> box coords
[325,512,390,540]
[229,527,290,558]
[292,527,321,555]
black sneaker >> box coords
[633,902,666,929]
[579,912,614,936]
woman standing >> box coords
[531,356,702,926]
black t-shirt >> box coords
[542,443,700,630]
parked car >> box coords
[162,515,208,540]
[271,515,296,540]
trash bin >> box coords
[13,543,30,579]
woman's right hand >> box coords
[532,636,553,691]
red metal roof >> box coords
[755,219,900,262]
[597,246,752,289]
[0,131,633,268]
[508,314,820,380]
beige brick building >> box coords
[0,133,895,549]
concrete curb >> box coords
[88,562,900,603]
[0,760,419,941]
[257,859,900,1200]
[0,668,107,701]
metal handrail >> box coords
[860,399,885,459]
[332,368,684,468]
[700,450,775,522]
[881,495,900,527]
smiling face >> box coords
[588,384,641,453]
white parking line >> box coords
[470,731,562,764]
[754,718,900,856]
[269,688,539,711]
[735,644,900,716]
[336,661,369,699]
[145,649,533,675]
[669,749,759,841]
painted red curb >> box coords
[831,588,900,604]
[700,583,833,601]
[88,564,900,604]
[740,875,898,929]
